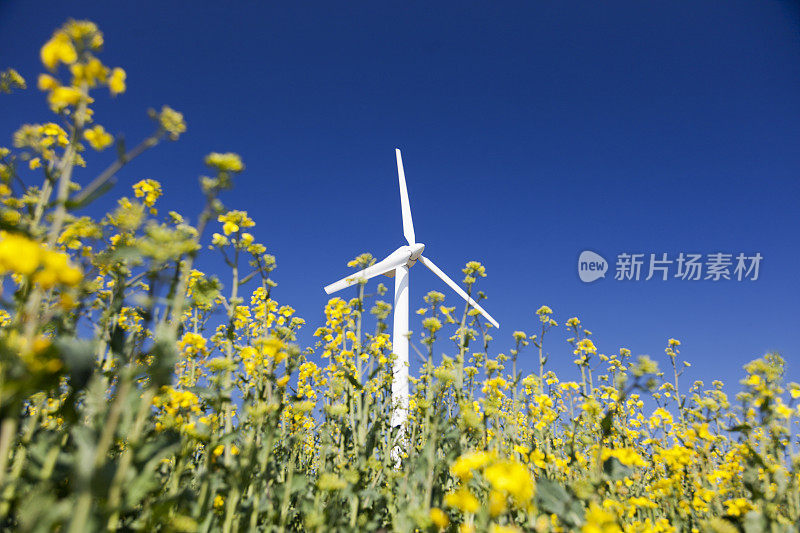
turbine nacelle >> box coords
[382,243,425,278]
[390,242,425,264]
[407,242,425,265]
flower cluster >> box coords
[0,232,82,287]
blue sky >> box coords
[1,1,799,390]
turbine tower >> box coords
[323,149,500,427]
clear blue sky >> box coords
[2,1,799,390]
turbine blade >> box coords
[324,250,410,294]
[418,255,500,329]
[395,149,416,245]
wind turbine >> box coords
[323,149,500,427]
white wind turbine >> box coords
[323,149,500,428]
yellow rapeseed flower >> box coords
[444,488,480,514]
[108,67,126,95]
[450,450,494,480]
[41,31,77,70]
[84,125,113,150]
[489,525,521,533]
[582,502,621,533]
[218,210,255,236]
[37,73,59,91]
[71,57,108,87]
[601,447,647,468]
[483,459,535,503]
[158,106,187,140]
[213,495,225,511]
[429,508,449,529]
[205,152,244,173]
[0,68,26,93]
[0,232,81,287]
[132,179,163,210]
[47,86,83,111]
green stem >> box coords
[0,418,18,488]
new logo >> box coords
[578,250,607,283]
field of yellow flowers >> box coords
[0,19,798,533]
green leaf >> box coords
[345,371,363,391]
[742,510,766,533]
[602,456,632,481]
[535,477,584,527]
[53,337,95,389]
[600,409,614,437]
[66,179,116,210]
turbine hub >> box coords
[404,242,425,267]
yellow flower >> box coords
[536,305,556,325]
[158,106,186,140]
[489,525,521,533]
[429,508,449,529]
[0,232,81,287]
[582,502,621,533]
[178,332,208,358]
[47,86,83,111]
[444,488,480,514]
[483,459,535,503]
[132,179,163,209]
[0,69,26,93]
[108,67,126,95]
[743,374,761,387]
[36,250,82,288]
[37,74,59,91]
[582,397,602,417]
[84,125,113,151]
[213,444,239,457]
[347,252,374,268]
[205,152,244,173]
[775,401,793,419]
[64,20,103,48]
[240,232,254,246]
[574,338,597,356]
[218,210,255,236]
[649,407,673,428]
[211,233,228,247]
[223,221,238,235]
[488,490,506,516]
[0,234,40,275]
[601,447,647,468]
[529,449,547,469]
[724,497,753,517]
[450,450,494,480]
[213,494,225,511]
[41,31,77,70]
[71,57,108,87]
[42,123,69,144]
